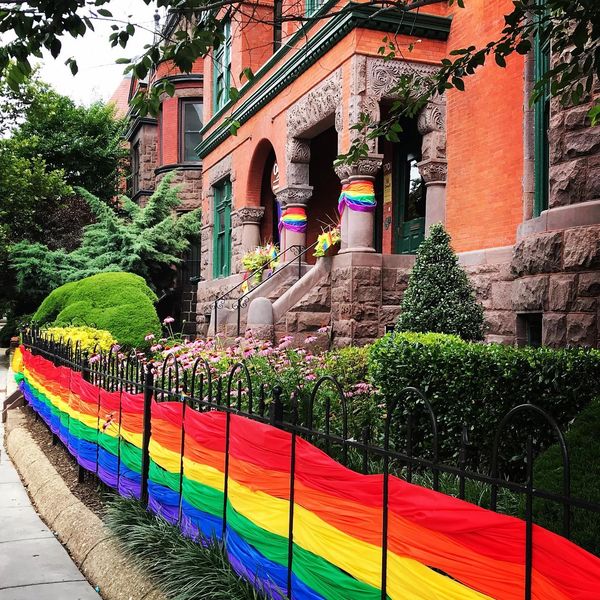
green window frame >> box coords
[305,0,325,17]
[213,178,232,278]
[533,5,550,217]
[213,20,231,113]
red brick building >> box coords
[128,1,600,347]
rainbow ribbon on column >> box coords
[338,179,376,215]
[279,207,307,233]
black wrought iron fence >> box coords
[18,328,600,600]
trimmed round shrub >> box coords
[532,400,600,556]
[33,272,161,348]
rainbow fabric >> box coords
[279,207,307,233]
[14,345,600,599]
[338,179,376,214]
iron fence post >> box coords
[286,393,298,598]
[140,369,153,507]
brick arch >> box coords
[246,138,277,206]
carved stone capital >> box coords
[418,159,447,184]
[276,185,313,207]
[335,155,383,181]
[237,206,265,224]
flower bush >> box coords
[42,325,117,353]
[241,243,279,288]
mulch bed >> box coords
[19,405,111,518]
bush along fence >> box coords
[12,331,600,600]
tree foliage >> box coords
[4,80,127,202]
[396,224,484,341]
[0,76,127,326]
[11,174,202,309]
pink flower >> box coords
[304,336,317,344]
[89,354,100,364]
[150,344,163,352]
[317,326,329,334]
[163,316,175,324]
[145,333,155,341]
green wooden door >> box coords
[394,151,426,254]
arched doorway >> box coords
[259,148,280,247]
[247,139,281,249]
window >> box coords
[213,178,232,278]
[180,100,202,162]
[131,141,140,196]
[517,313,543,347]
[533,5,550,217]
[213,20,231,112]
[305,0,326,16]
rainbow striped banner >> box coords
[279,207,307,233]
[338,179,376,215]
[14,346,600,599]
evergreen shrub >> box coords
[531,399,600,556]
[33,272,161,348]
[368,332,600,471]
[396,224,484,341]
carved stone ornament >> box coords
[286,138,311,164]
[418,158,448,183]
[287,69,343,137]
[237,206,265,224]
[417,102,445,135]
[208,154,232,186]
[276,185,313,207]
[365,57,438,100]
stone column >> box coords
[276,185,312,261]
[417,98,447,233]
[238,207,265,253]
[419,159,448,232]
[335,156,382,253]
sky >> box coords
[36,2,162,106]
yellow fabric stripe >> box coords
[181,461,489,600]
[149,438,181,473]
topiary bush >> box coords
[531,400,600,556]
[368,331,600,473]
[396,223,484,341]
[33,272,161,348]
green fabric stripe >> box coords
[182,476,380,599]
[150,460,181,492]
[121,439,142,472]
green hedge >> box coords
[532,399,600,556]
[33,272,161,348]
[368,332,600,472]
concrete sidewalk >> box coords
[0,350,100,600]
